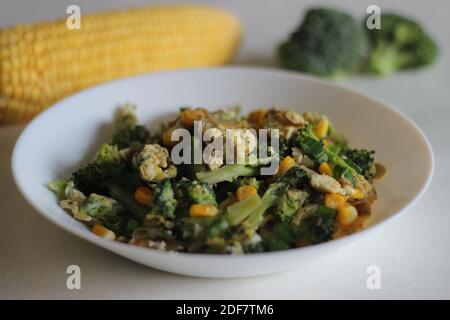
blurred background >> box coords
[0,0,449,299]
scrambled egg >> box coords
[133,144,177,182]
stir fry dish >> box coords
[49,104,385,254]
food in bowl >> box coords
[48,104,385,254]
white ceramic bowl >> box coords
[12,67,433,278]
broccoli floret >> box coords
[110,105,149,148]
[274,189,305,222]
[366,13,438,76]
[94,143,121,165]
[276,165,309,189]
[177,178,217,205]
[235,177,262,191]
[78,193,124,233]
[153,179,178,219]
[296,205,337,244]
[279,8,367,77]
[344,149,376,180]
[48,179,68,200]
[72,141,141,196]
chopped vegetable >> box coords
[51,105,383,253]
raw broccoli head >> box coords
[153,179,178,219]
[177,178,217,205]
[366,13,438,75]
[279,8,368,77]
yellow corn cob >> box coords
[0,5,241,124]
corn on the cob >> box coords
[0,5,241,124]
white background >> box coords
[0,0,449,299]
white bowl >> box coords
[12,67,433,278]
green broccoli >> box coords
[366,13,438,76]
[296,205,337,244]
[275,189,307,222]
[153,179,178,219]
[110,104,149,148]
[196,161,273,185]
[78,193,125,233]
[177,178,217,205]
[279,8,367,77]
[48,179,68,200]
[235,177,262,191]
[94,143,121,165]
[291,125,357,174]
[108,184,148,222]
[344,149,376,180]
[291,124,328,164]
[72,142,141,196]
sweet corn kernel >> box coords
[278,156,295,175]
[92,224,116,240]
[351,188,365,200]
[236,185,258,201]
[315,116,329,139]
[189,204,219,218]
[134,186,153,206]
[319,162,332,176]
[337,204,358,226]
[325,193,346,210]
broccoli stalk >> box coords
[196,164,257,184]
[242,183,283,233]
[196,146,279,184]
[225,194,262,226]
[366,13,438,76]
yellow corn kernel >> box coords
[278,156,295,175]
[351,188,365,200]
[189,204,219,218]
[248,109,267,127]
[337,204,358,226]
[92,224,116,240]
[181,108,206,127]
[134,186,153,206]
[324,193,346,210]
[319,162,332,176]
[0,5,241,124]
[236,185,258,201]
[315,116,329,139]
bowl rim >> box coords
[11,66,434,261]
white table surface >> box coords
[1,0,449,299]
